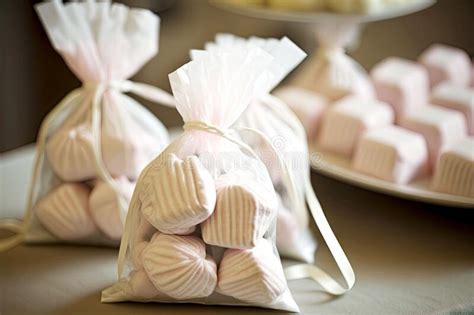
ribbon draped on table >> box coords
[257,93,355,295]
[0,80,175,251]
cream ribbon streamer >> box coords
[260,94,355,295]
[0,80,175,251]
[116,118,354,296]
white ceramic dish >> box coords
[210,0,435,24]
[309,144,474,208]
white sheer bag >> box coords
[197,34,355,297]
[200,34,316,263]
[0,0,174,249]
[102,47,299,312]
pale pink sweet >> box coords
[218,239,287,304]
[318,95,394,156]
[431,137,474,198]
[140,154,216,235]
[46,124,96,181]
[431,82,474,135]
[352,126,428,184]
[371,57,429,122]
[89,177,135,240]
[202,172,277,249]
[276,206,300,253]
[126,270,166,300]
[35,183,98,240]
[273,86,328,139]
[46,94,164,182]
[142,234,217,300]
[418,44,472,88]
[400,105,467,167]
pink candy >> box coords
[274,86,329,139]
[353,126,428,184]
[431,137,474,198]
[400,105,467,167]
[371,57,429,123]
[419,44,472,88]
[431,82,474,135]
[36,183,98,241]
[318,95,394,156]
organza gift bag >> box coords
[0,0,175,250]
[103,47,299,312]
[199,34,316,263]
[198,34,355,297]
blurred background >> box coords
[1,0,473,153]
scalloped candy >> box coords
[202,171,277,249]
[36,183,97,241]
[218,238,287,305]
[140,154,216,235]
[142,234,217,300]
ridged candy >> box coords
[141,154,216,234]
[218,239,287,304]
[142,234,217,300]
[202,172,277,249]
[36,183,97,240]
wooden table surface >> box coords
[1,146,473,315]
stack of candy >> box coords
[0,0,173,247]
[278,43,473,197]
[103,46,299,312]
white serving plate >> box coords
[309,144,474,208]
[210,0,435,24]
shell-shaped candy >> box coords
[89,177,135,240]
[141,154,216,234]
[46,124,96,181]
[126,270,167,300]
[202,174,277,249]
[218,239,287,305]
[36,183,97,240]
[142,234,217,300]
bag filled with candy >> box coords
[0,0,174,249]
[102,45,299,312]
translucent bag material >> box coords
[197,34,356,298]
[312,25,374,101]
[102,47,299,312]
[198,34,316,263]
[0,0,175,249]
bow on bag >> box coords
[0,81,175,251]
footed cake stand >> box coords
[210,0,435,90]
